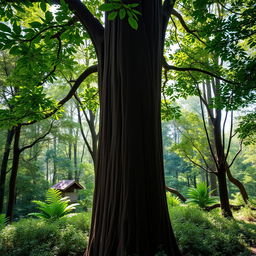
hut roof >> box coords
[51,180,84,191]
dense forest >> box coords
[0,0,255,255]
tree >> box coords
[161,0,255,217]
[1,0,181,254]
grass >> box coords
[0,207,255,256]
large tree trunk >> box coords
[0,127,15,213]
[6,125,21,222]
[86,1,180,255]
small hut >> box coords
[51,180,84,202]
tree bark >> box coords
[216,169,233,218]
[6,125,21,222]
[0,127,15,213]
[165,186,187,202]
[86,1,181,255]
[226,164,249,204]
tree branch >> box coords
[171,9,205,45]
[228,140,243,168]
[162,0,176,41]
[165,186,187,202]
[19,122,54,153]
[65,0,104,55]
[22,65,98,125]
[162,57,237,85]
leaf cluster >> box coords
[187,182,217,208]
[99,0,141,30]
[29,188,79,220]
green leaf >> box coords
[40,1,47,12]
[99,3,116,12]
[119,8,126,20]
[13,21,21,35]
[45,11,53,22]
[132,10,141,15]
[0,23,11,33]
[127,3,139,8]
[9,46,21,55]
[29,21,42,28]
[128,17,138,30]
[108,11,118,21]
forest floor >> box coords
[0,206,256,256]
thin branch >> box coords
[225,110,233,161]
[20,17,78,42]
[189,71,218,167]
[197,88,215,124]
[162,57,237,85]
[176,125,213,173]
[76,104,93,157]
[171,9,205,45]
[222,109,228,153]
[22,65,98,126]
[228,139,243,169]
[19,122,54,153]
[37,35,62,87]
[182,149,212,173]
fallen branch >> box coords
[165,186,187,202]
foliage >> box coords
[29,189,79,220]
[237,112,256,145]
[0,216,88,256]
[0,214,7,230]
[99,0,141,30]
[1,209,256,256]
[170,206,256,256]
[166,193,181,207]
[187,182,217,208]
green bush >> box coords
[0,214,89,256]
[170,206,256,256]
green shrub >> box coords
[170,206,256,256]
[29,189,79,220]
[166,193,181,207]
[0,217,88,256]
[187,182,217,208]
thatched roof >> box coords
[51,180,84,191]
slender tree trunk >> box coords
[46,158,49,183]
[209,172,218,196]
[87,1,180,255]
[187,175,190,187]
[74,129,78,180]
[6,125,21,222]
[68,117,73,179]
[52,135,57,184]
[0,127,15,213]
[217,167,233,218]
[193,174,197,188]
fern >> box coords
[0,214,7,230]
[187,182,217,209]
[29,189,79,220]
